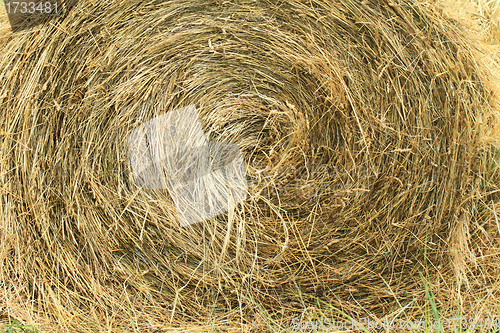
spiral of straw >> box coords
[1,0,500,331]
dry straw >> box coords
[1,0,500,331]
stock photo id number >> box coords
[3,0,78,32]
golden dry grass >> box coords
[1,0,500,332]
[474,0,500,44]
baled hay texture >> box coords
[475,0,500,44]
[1,0,500,331]
[436,0,500,45]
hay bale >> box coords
[1,0,500,331]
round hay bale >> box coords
[1,0,500,331]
